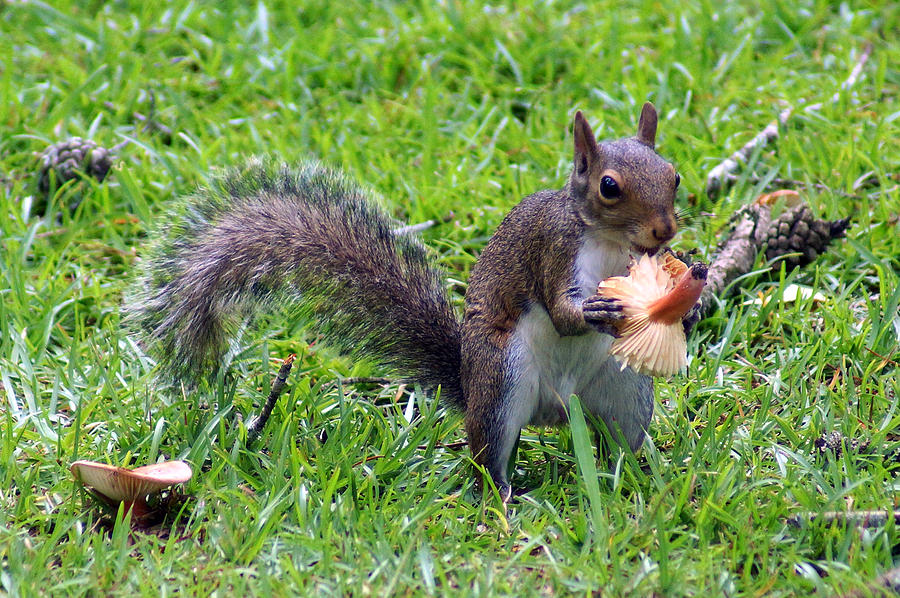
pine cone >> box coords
[763,204,851,268]
[701,199,850,318]
[37,137,113,193]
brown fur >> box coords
[132,105,682,499]
[460,104,680,495]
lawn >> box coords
[2,1,899,595]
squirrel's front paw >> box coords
[583,295,624,337]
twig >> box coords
[351,440,468,467]
[393,220,440,236]
[392,212,454,236]
[837,42,874,94]
[246,354,296,443]
[705,106,792,198]
[840,566,900,598]
[709,174,872,200]
[700,201,775,316]
[787,510,900,529]
[337,376,394,386]
[706,43,873,198]
[863,346,899,368]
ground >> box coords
[1,1,898,595]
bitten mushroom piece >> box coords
[596,253,708,376]
[70,460,193,517]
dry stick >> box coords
[705,106,793,198]
[246,354,296,443]
[706,42,874,198]
[700,202,774,316]
[393,220,440,236]
[352,441,469,468]
[392,212,455,236]
[335,376,394,386]
[786,510,900,529]
[842,566,900,598]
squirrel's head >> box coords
[568,103,679,255]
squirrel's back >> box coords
[127,158,463,406]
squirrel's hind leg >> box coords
[461,335,539,502]
[577,360,654,455]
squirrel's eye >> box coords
[599,176,621,200]
[674,173,681,189]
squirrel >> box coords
[128,102,688,501]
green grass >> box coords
[2,0,899,595]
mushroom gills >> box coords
[596,253,707,377]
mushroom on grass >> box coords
[70,460,192,518]
[596,252,708,376]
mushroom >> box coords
[596,252,708,376]
[70,460,193,518]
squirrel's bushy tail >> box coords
[126,158,464,408]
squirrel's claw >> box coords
[583,295,624,337]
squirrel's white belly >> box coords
[505,302,654,452]
[501,235,651,450]
[505,234,634,426]
[506,306,615,426]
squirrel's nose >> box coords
[652,218,676,244]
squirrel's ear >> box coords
[636,102,657,148]
[573,111,599,176]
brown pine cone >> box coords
[700,199,851,318]
[37,137,113,193]
[763,204,851,268]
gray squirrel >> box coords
[129,103,690,500]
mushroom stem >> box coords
[122,499,152,518]
[70,459,192,521]
[647,262,708,324]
